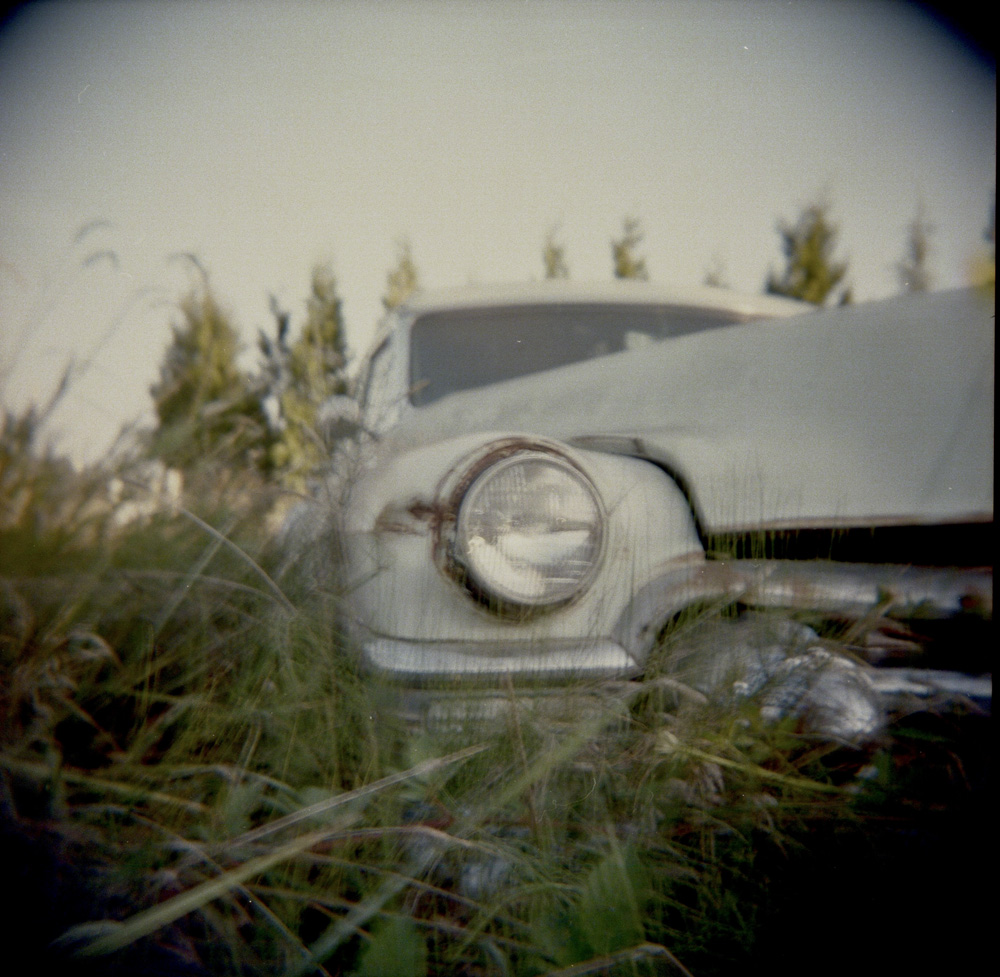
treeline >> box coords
[4,193,989,517]
[145,195,973,491]
[147,258,350,492]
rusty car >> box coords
[334,280,992,737]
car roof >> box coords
[394,279,812,320]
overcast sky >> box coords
[1,0,994,465]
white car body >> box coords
[336,281,993,726]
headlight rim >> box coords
[438,440,607,615]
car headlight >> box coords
[454,451,605,608]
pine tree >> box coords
[766,201,849,305]
[612,217,649,280]
[267,263,350,489]
[382,239,419,311]
[543,226,569,279]
[149,283,265,470]
[897,204,934,293]
[703,254,729,289]
[291,263,348,401]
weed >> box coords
[0,414,987,976]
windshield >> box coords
[409,302,755,407]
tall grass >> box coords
[0,418,989,976]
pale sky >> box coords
[1,0,994,465]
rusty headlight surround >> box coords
[436,440,606,613]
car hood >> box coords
[382,288,994,532]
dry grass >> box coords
[0,421,989,976]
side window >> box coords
[361,334,402,433]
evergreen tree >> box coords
[703,254,729,289]
[291,263,348,401]
[897,204,934,293]
[149,283,265,470]
[267,263,350,489]
[612,217,649,280]
[382,239,419,311]
[543,226,569,279]
[766,200,849,305]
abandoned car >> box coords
[336,281,993,736]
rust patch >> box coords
[436,436,585,519]
[374,497,441,535]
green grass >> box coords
[0,433,989,976]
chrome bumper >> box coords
[358,634,638,686]
[354,559,991,723]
